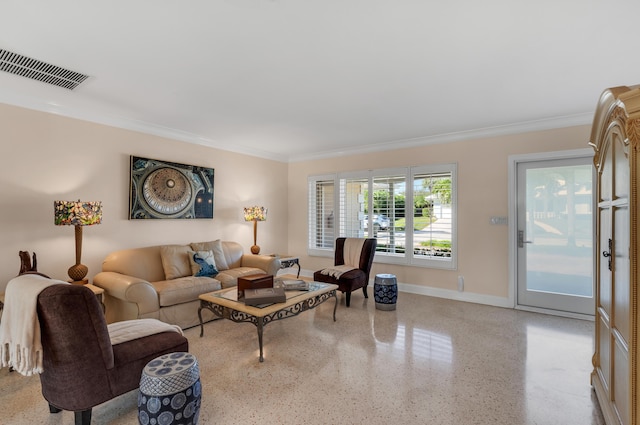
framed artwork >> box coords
[129,156,214,219]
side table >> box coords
[272,254,300,278]
[85,283,105,314]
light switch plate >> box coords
[490,216,508,225]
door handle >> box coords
[602,238,612,271]
[518,230,532,248]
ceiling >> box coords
[2,1,640,163]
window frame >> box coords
[308,163,457,270]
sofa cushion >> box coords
[190,240,229,271]
[101,246,166,283]
[160,245,192,280]
[153,276,222,307]
[188,250,218,278]
[215,267,268,288]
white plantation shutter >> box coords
[339,176,367,238]
[308,163,456,269]
[308,176,336,252]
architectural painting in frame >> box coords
[129,156,214,219]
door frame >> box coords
[508,148,595,320]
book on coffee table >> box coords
[237,274,274,300]
[243,287,286,306]
[282,279,309,291]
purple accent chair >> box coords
[37,284,189,425]
[313,237,377,307]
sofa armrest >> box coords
[93,271,160,316]
[240,255,281,276]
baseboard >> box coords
[296,270,512,309]
[397,281,513,309]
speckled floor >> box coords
[0,290,604,425]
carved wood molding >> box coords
[627,116,640,150]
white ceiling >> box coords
[2,1,639,162]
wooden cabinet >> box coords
[591,85,640,425]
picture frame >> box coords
[129,156,214,219]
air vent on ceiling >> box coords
[0,49,89,90]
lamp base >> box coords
[68,263,88,282]
[250,245,261,255]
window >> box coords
[308,176,335,249]
[308,164,456,269]
[410,165,455,268]
[371,172,406,257]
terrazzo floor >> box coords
[0,289,604,424]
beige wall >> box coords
[288,125,592,304]
[0,102,592,304]
[0,104,288,290]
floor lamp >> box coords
[243,206,267,254]
[54,200,102,283]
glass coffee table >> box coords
[198,282,338,362]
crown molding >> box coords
[1,90,593,164]
[287,113,594,162]
[0,92,285,162]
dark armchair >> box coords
[313,237,377,307]
[37,283,189,425]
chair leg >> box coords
[345,291,351,307]
[48,403,91,423]
[362,285,368,298]
[75,409,91,425]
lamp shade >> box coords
[243,206,267,222]
[54,200,102,226]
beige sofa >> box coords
[93,240,280,329]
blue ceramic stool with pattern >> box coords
[138,352,201,425]
[374,273,398,310]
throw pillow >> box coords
[190,239,229,270]
[160,245,192,280]
[188,250,219,278]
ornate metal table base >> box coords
[271,255,301,278]
[198,289,337,362]
[279,257,301,278]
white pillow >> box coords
[160,245,192,280]
[190,239,229,270]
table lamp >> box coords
[243,206,267,254]
[54,200,102,283]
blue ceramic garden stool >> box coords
[374,273,398,310]
[138,352,201,425]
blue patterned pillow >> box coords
[188,250,218,278]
